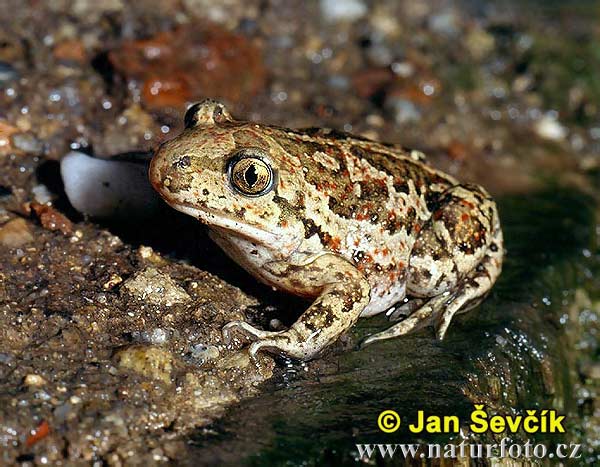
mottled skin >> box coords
[149,100,504,361]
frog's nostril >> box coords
[173,155,191,169]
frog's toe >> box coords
[222,320,276,344]
[360,298,448,347]
[248,336,313,361]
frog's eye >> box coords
[227,152,275,197]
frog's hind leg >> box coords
[362,184,504,347]
[361,294,450,347]
[361,228,502,347]
[433,223,503,339]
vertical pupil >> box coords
[244,164,259,187]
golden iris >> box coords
[228,154,274,197]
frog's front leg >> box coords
[222,254,371,361]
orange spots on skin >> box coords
[460,199,475,209]
[461,213,470,222]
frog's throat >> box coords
[165,200,292,251]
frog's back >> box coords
[259,124,457,219]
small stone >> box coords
[465,28,495,60]
[23,374,46,387]
[115,345,175,384]
[31,185,53,205]
[320,0,367,22]
[12,133,43,154]
[217,350,251,370]
[138,245,165,264]
[0,120,19,155]
[0,61,18,82]
[269,318,284,331]
[122,267,190,306]
[137,328,169,345]
[103,274,123,290]
[31,202,73,235]
[139,246,154,259]
[60,151,163,217]
[352,68,393,99]
[534,115,567,141]
[0,218,34,248]
[581,362,600,380]
[53,39,86,63]
[385,97,421,124]
[428,9,460,36]
[190,344,220,363]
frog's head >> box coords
[149,100,306,255]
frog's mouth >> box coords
[163,199,300,254]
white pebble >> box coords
[534,114,567,141]
[60,151,162,219]
[320,0,367,22]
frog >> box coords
[149,99,504,361]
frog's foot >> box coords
[222,321,306,359]
[223,321,325,360]
[222,320,281,345]
[360,293,450,347]
[248,328,318,361]
[386,298,427,321]
[434,225,504,339]
[223,254,371,361]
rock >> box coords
[115,345,174,385]
[581,362,600,380]
[31,202,73,235]
[385,97,421,124]
[103,274,123,290]
[320,0,367,22]
[122,267,191,307]
[534,114,567,141]
[60,151,162,219]
[25,420,50,447]
[31,185,53,205]
[12,133,43,154]
[108,24,267,109]
[217,350,251,370]
[465,28,495,60]
[23,374,46,387]
[0,218,34,248]
[352,67,393,99]
[428,9,460,37]
[93,104,162,156]
[0,61,18,82]
[182,0,258,27]
[53,39,87,63]
[190,344,220,363]
[0,120,19,156]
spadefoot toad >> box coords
[149,100,503,360]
